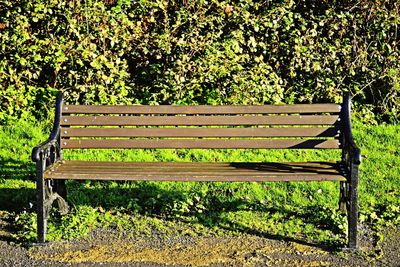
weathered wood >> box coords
[53,167,341,174]
[60,115,340,126]
[60,139,340,149]
[44,161,345,182]
[45,174,345,182]
[53,161,340,169]
[62,104,342,115]
[61,127,339,138]
[50,171,341,177]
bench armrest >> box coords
[341,93,361,166]
[32,139,60,162]
[31,92,63,166]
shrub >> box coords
[0,0,399,122]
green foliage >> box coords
[0,0,399,122]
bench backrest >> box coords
[57,100,343,150]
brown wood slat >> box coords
[55,163,339,170]
[60,115,339,126]
[61,127,339,138]
[53,162,340,173]
[62,104,342,115]
[44,173,345,181]
[53,161,340,168]
[59,161,338,165]
[51,169,340,175]
[60,139,340,149]
[44,161,345,181]
[54,164,340,173]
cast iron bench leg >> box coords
[348,163,359,249]
[54,180,67,203]
[36,160,47,243]
[339,181,348,212]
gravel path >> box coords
[0,217,399,266]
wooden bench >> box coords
[32,92,361,248]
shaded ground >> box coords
[0,214,399,267]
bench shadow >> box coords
[194,202,344,252]
[68,183,343,252]
[231,162,340,175]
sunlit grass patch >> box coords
[0,119,399,250]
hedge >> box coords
[0,0,399,122]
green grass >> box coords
[0,118,399,249]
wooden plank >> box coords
[52,161,340,168]
[60,115,340,126]
[62,104,342,115]
[53,161,340,173]
[55,163,339,170]
[50,168,341,175]
[53,162,340,172]
[53,161,341,173]
[61,127,339,138]
[60,139,340,149]
[57,161,339,165]
[45,161,345,181]
[44,172,346,182]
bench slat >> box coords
[60,139,340,149]
[44,161,346,181]
[61,115,339,126]
[53,161,340,168]
[61,127,339,138]
[54,162,340,173]
[52,168,340,174]
[45,173,346,182]
[62,104,342,115]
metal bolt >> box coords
[337,118,341,122]
[63,142,67,146]
[64,106,69,110]
[338,105,342,110]
[64,118,68,122]
[64,130,68,134]
[337,130,341,134]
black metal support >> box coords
[340,92,361,249]
[32,92,63,162]
[36,160,46,243]
[54,180,67,202]
[339,181,349,212]
[32,91,69,243]
[348,163,360,249]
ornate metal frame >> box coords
[339,92,361,249]
[32,92,68,243]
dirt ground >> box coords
[0,217,399,267]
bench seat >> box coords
[44,161,346,182]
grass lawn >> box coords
[0,118,399,251]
